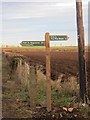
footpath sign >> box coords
[50,35,69,41]
[45,33,69,112]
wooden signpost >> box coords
[45,33,69,112]
[45,32,52,112]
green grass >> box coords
[36,81,47,106]
[36,80,77,107]
[51,88,75,107]
[58,96,74,107]
[15,89,30,102]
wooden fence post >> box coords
[45,32,52,112]
[24,61,29,89]
[28,64,37,110]
[18,58,22,81]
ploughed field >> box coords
[2,47,90,119]
[2,47,90,80]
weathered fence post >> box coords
[18,58,22,81]
[28,64,37,110]
[76,0,87,103]
[20,59,25,86]
[45,32,52,112]
[24,61,29,89]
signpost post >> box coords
[45,32,51,112]
[45,33,69,112]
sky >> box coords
[0,0,89,46]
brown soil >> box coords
[2,47,90,119]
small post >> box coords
[18,58,22,80]
[45,32,51,112]
[76,0,87,103]
[28,64,37,110]
[24,61,28,89]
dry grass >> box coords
[36,69,79,106]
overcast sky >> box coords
[0,0,89,46]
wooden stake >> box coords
[29,64,37,110]
[76,0,87,103]
[45,32,52,112]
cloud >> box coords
[1,0,89,3]
[2,3,73,20]
[2,1,88,20]
[55,2,75,7]
[1,0,88,46]
[1,0,74,2]
[2,24,46,33]
[2,28,31,32]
